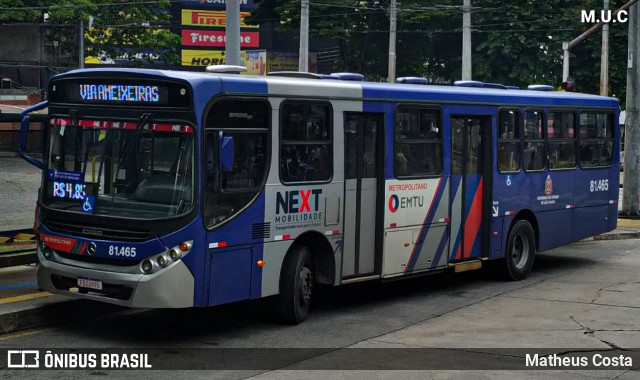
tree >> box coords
[0,0,180,67]
[83,0,180,67]
[0,0,47,23]
[250,0,628,99]
[249,0,459,79]
[472,0,628,102]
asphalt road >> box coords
[0,238,638,379]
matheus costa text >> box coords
[526,353,632,367]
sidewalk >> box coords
[0,155,41,231]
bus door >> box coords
[342,112,383,277]
[450,115,492,261]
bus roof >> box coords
[53,68,619,110]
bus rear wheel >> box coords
[278,245,314,324]
[502,220,536,281]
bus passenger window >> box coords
[280,103,332,183]
[394,107,442,178]
[547,111,576,170]
[579,112,614,168]
[524,110,545,171]
[498,110,521,173]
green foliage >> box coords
[83,0,180,66]
[0,0,180,67]
[250,0,629,102]
[0,0,46,23]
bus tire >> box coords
[502,220,536,281]
[278,245,314,325]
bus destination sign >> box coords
[51,78,192,108]
[79,84,161,103]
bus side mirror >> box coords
[220,135,234,173]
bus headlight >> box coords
[43,247,53,260]
[157,255,167,267]
[141,260,153,273]
[139,241,193,274]
[169,249,180,260]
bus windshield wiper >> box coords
[112,113,151,194]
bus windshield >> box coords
[43,116,194,219]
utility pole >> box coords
[387,0,397,83]
[79,19,84,69]
[601,0,610,95]
[225,0,242,66]
[299,0,309,72]
[461,0,472,80]
[622,3,640,216]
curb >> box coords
[593,231,640,240]
[0,298,125,335]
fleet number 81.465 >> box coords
[590,179,609,192]
[108,245,137,257]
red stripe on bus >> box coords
[463,178,483,259]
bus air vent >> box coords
[527,85,555,91]
[453,80,485,88]
[396,77,429,85]
[252,222,271,240]
[267,71,325,79]
[205,65,247,74]
[45,220,152,242]
[330,72,365,81]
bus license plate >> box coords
[77,276,102,290]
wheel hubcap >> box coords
[298,263,313,305]
[511,234,529,269]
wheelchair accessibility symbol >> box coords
[82,196,95,213]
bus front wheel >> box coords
[502,220,536,281]
[278,245,314,324]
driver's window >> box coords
[204,98,270,228]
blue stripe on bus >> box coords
[430,226,450,269]
[207,191,266,305]
[449,175,463,261]
[405,177,447,272]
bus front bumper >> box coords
[37,257,195,308]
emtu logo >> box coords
[581,9,628,23]
[388,194,424,213]
[388,195,400,213]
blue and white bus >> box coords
[19,68,619,324]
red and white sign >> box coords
[41,233,76,253]
[181,30,259,48]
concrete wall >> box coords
[0,25,46,64]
